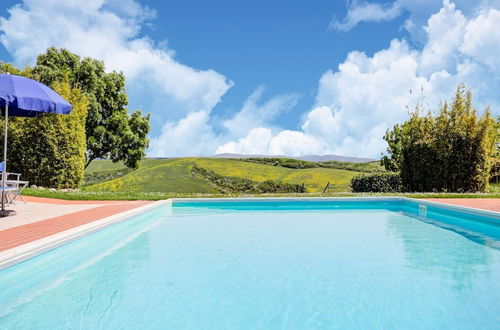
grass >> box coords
[24,187,500,201]
[191,158,358,192]
[318,160,385,173]
[84,158,363,193]
[30,158,494,201]
[85,158,218,193]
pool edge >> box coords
[1,197,498,270]
[0,200,171,270]
[171,196,500,221]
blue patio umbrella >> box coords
[0,73,72,216]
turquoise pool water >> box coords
[1,199,500,329]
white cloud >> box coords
[222,86,299,138]
[330,0,500,41]
[149,111,219,157]
[461,8,500,72]
[330,0,403,31]
[216,126,325,157]
[221,1,500,158]
[150,87,300,157]
[216,128,273,155]
[418,1,466,76]
[0,0,232,118]
[268,130,324,156]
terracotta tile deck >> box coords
[424,198,500,213]
[23,195,133,205]
[0,200,151,252]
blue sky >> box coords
[137,0,407,128]
[0,0,499,157]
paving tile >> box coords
[0,201,151,251]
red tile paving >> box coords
[0,200,151,252]
[23,195,135,205]
[423,198,500,212]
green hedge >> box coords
[350,173,403,193]
[192,165,306,193]
[2,81,88,188]
[239,158,318,169]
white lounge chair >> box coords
[0,172,29,205]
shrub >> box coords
[240,158,318,169]
[382,85,498,192]
[350,173,403,193]
[318,160,385,173]
[2,80,88,188]
[192,165,306,193]
[83,167,133,186]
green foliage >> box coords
[192,165,306,193]
[31,47,150,168]
[85,158,218,193]
[489,158,500,183]
[83,167,133,187]
[2,81,88,188]
[85,158,360,193]
[239,157,385,173]
[382,85,498,192]
[240,158,319,169]
[350,173,403,192]
[318,160,385,173]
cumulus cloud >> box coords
[221,1,500,158]
[329,0,404,31]
[149,111,219,157]
[330,0,500,41]
[222,87,299,138]
[216,128,274,155]
[0,0,232,119]
[150,87,300,157]
[461,8,500,72]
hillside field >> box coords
[84,158,377,193]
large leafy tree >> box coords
[31,47,150,168]
[382,85,498,192]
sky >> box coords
[0,0,499,158]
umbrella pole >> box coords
[2,104,7,212]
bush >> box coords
[382,85,498,192]
[318,160,385,173]
[350,173,403,193]
[2,80,88,188]
[192,165,306,193]
[240,158,318,169]
[83,167,133,186]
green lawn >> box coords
[24,188,500,201]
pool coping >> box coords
[171,196,500,219]
[0,197,498,270]
[0,200,171,270]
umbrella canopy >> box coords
[0,73,72,216]
[0,73,72,117]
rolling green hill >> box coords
[84,158,381,193]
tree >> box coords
[382,85,497,192]
[31,47,150,168]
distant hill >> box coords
[212,153,377,163]
[84,157,382,194]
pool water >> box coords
[1,200,500,329]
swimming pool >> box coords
[0,198,499,329]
